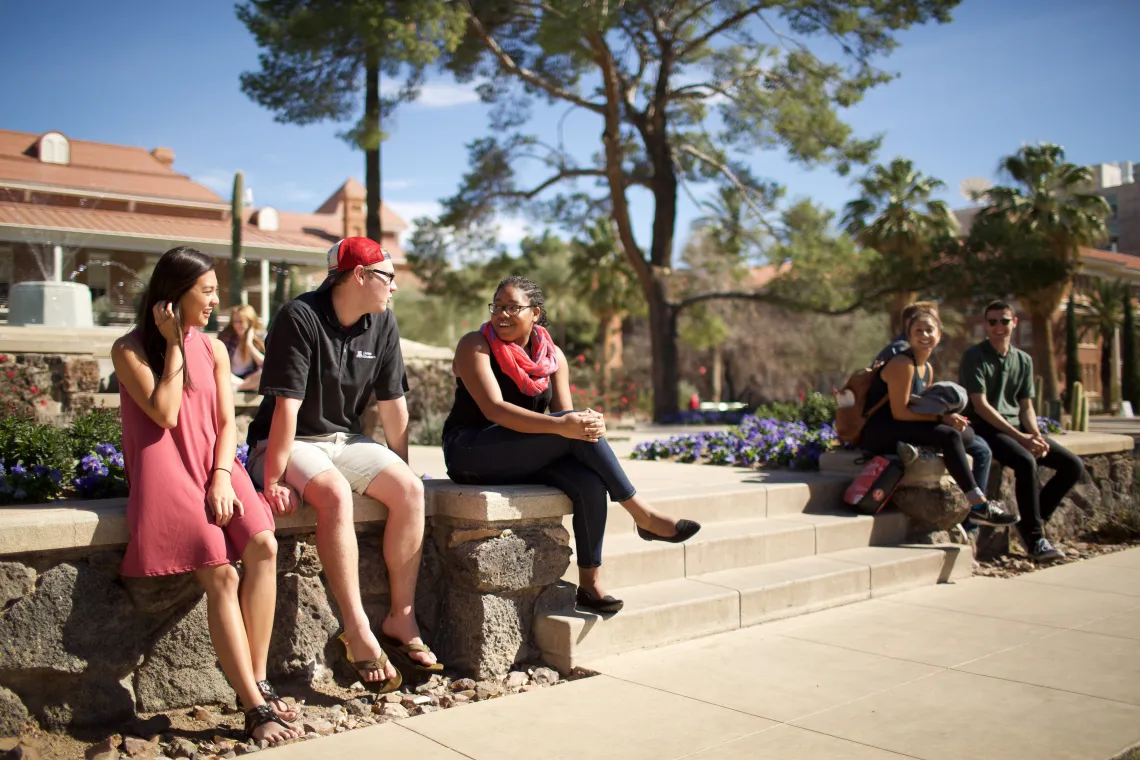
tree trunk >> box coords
[711,344,724,402]
[597,312,624,414]
[1109,326,1121,413]
[1030,308,1060,408]
[365,61,382,243]
[647,279,679,422]
[888,291,918,337]
[1123,287,1138,407]
[1100,330,1112,411]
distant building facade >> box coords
[0,129,408,325]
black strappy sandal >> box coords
[637,519,701,544]
[244,703,295,744]
[576,587,624,613]
[256,679,298,720]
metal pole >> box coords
[260,259,270,325]
[52,245,63,282]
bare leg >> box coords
[619,495,681,537]
[364,464,436,667]
[238,531,296,721]
[302,469,397,683]
[195,564,299,744]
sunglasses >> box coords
[365,268,395,286]
[489,303,533,316]
[987,318,1013,327]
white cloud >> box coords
[388,201,444,246]
[495,216,532,246]
[383,178,416,191]
[193,170,234,197]
[414,82,481,109]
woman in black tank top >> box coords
[442,276,701,614]
[861,307,1012,524]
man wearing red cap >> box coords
[247,237,439,687]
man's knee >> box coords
[367,463,425,514]
[304,470,354,517]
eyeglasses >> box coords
[987,318,1013,327]
[365,268,395,287]
[489,303,532,316]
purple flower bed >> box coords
[73,443,128,499]
[631,415,838,470]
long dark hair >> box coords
[495,275,549,327]
[135,246,215,392]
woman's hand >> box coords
[558,410,607,443]
[940,412,969,432]
[152,301,180,345]
[206,470,244,527]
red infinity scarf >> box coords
[481,321,559,396]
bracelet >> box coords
[211,467,231,476]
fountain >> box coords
[8,244,94,327]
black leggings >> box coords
[442,412,636,569]
[861,416,980,495]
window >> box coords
[1020,321,1033,347]
[86,252,109,301]
[1104,194,1119,218]
[0,247,11,309]
[972,323,985,339]
[38,132,70,165]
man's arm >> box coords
[263,397,302,514]
[376,397,410,464]
[969,391,1038,447]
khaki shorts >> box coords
[248,433,402,495]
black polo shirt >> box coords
[247,290,406,446]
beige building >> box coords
[0,129,408,325]
[1085,161,1140,255]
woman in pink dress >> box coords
[113,247,299,744]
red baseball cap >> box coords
[316,237,392,291]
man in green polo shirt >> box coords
[959,300,1084,562]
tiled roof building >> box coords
[0,129,408,323]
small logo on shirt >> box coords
[356,350,376,359]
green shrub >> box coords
[798,391,837,428]
[68,407,123,461]
[0,405,73,503]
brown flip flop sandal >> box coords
[379,633,445,675]
[338,633,403,694]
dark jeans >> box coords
[861,417,981,495]
[443,413,636,569]
[972,420,1085,545]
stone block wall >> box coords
[976,450,1136,559]
[0,352,101,418]
[0,487,573,734]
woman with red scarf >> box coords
[442,276,700,614]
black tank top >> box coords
[442,346,553,440]
[865,349,932,421]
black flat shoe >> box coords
[576,587,624,614]
[637,519,701,544]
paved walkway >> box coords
[265,547,1140,760]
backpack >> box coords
[833,361,889,446]
[843,455,904,515]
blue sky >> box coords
[2,0,1137,255]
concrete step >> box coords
[562,510,911,588]
[535,578,740,674]
[537,544,970,672]
[564,475,851,536]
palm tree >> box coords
[1078,278,1127,413]
[977,143,1111,406]
[842,158,958,335]
[570,219,642,412]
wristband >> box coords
[211,467,231,476]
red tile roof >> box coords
[0,201,326,252]
[0,129,224,204]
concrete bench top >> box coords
[0,480,574,557]
[820,431,1134,480]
